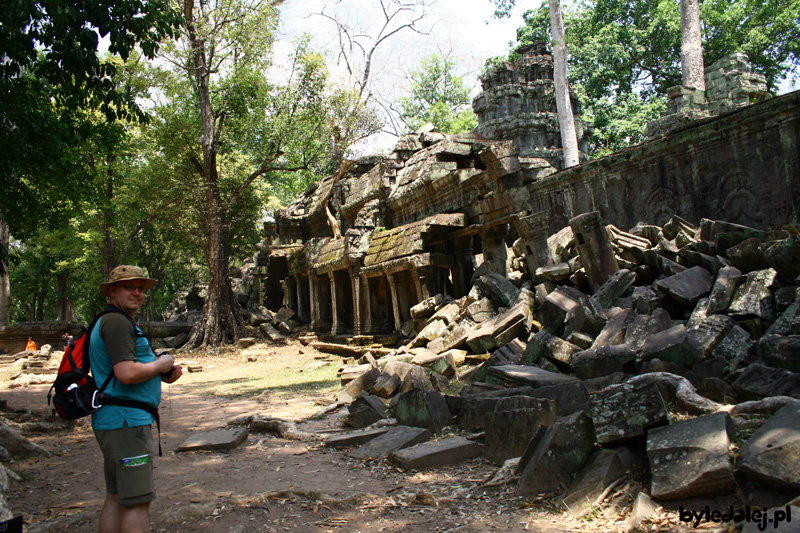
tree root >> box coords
[250,414,325,442]
[626,372,798,417]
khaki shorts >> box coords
[94,423,156,506]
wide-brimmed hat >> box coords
[99,265,157,297]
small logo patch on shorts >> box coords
[120,455,150,468]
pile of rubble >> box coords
[328,212,800,522]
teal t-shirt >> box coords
[89,311,161,430]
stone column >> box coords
[328,272,340,335]
[385,272,404,333]
[569,211,619,292]
[480,224,509,276]
[351,270,362,336]
[413,265,437,301]
[296,276,309,324]
[360,275,373,335]
[309,274,319,331]
[514,212,551,274]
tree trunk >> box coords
[549,0,580,169]
[0,220,9,326]
[56,272,72,321]
[183,0,241,349]
[680,0,705,91]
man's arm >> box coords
[114,354,176,385]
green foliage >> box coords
[398,54,478,134]
[488,0,800,156]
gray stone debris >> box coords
[646,412,735,499]
[737,401,800,491]
[391,436,482,471]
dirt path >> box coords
[1,344,610,533]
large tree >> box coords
[396,53,478,134]
[171,0,347,348]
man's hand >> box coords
[161,365,183,383]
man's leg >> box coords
[99,493,151,533]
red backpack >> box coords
[47,308,160,425]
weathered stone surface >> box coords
[740,504,800,533]
[517,411,596,496]
[638,324,696,368]
[426,322,472,354]
[485,405,556,464]
[371,372,403,398]
[411,350,457,376]
[570,211,620,291]
[737,402,800,491]
[457,394,554,432]
[696,377,738,404]
[392,389,452,433]
[624,308,672,350]
[343,366,381,400]
[686,313,737,359]
[757,335,800,372]
[528,379,590,417]
[763,234,800,282]
[465,302,531,352]
[485,364,578,389]
[647,412,735,500]
[728,268,780,322]
[324,427,391,448]
[561,447,631,512]
[476,273,520,307]
[572,344,637,380]
[398,364,435,395]
[655,266,715,306]
[593,269,637,309]
[538,287,581,336]
[346,395,388,429]
[176,428,249,452]
[410,294,447,319]
[590,381,669,445]
[466,298,495,323]
[708,265,744,313]
[349,425,432,460]
[766,300,800,337]
[732,363,800,400]
[591,307,633,349]
[712,324,756,374]
[391,436,482,471]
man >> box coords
[25,337,36,352]
[90,265,183,533]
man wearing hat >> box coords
[91,265,183,533]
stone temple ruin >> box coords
[242,45,798,339]
[225,44,800,524]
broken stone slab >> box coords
[345,395,388,429]
[631,286,667,315]
[732,363,800,400]
[712,324,756,373]
[456,394,555,432]
[638,324,697,369]
[572,344,637,380]
[338,363,374,385]
[740,503,800,533]
[538,286,582,336]
[569,211,619,291]
[696,377,738,404]
[763,234,800,282]
[775,286,800,312]
[259,322,285,341]
[535,262,572,283]
[583,372,625,393]
[392,389,452,434]
[397,364,435,395]
[624,308,672,350]
[728,268,781,322]
[426,321,473,354]
[686,313,737,359]
[561,447,632,513]
[391,436,482,471]
[466,297,495,323]
[625,492,659,532]
[708,266,745,313]
[465,302,531,353]
[542,336,582,371]
[737,401,800,491]
[591,307,634,349]
[176,428,249,453]
[589,381,669,446]
[654,265,715,307]
[593,269,636,309]
[517,410,596,496]
[531,379,591,417]
[765,300,800,337]
[410,294,448,319]
[341,366,381,402]
[475,273,520,308]
[323,427,391,448]
[349,425,432,460]
[429,301,461,326]
[485,364,579,390]
[411,350,457,376]
[756,335,800,372]
[411,318,448,347]
[727,237,770,273]
[484,407,554,465]
[647,412,735,500]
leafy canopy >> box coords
[398,54,477,134]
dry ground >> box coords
[0,341,711,532]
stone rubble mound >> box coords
[331,213,800,519]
